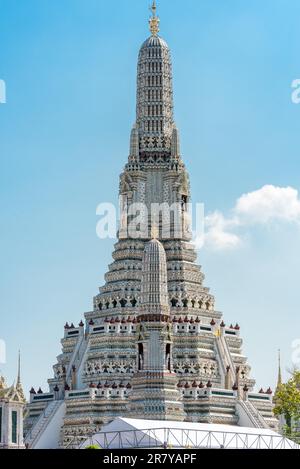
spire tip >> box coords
[149,0,160,36]
[277,348,282,387]
[17,349,21,385]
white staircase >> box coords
[66,334,87,384]
[215,335,236,386]
[25,400,64,448]
[236,400,269,429]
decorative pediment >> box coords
[4,383,26,403]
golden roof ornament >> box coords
[149,0,160,36]
[0,375,6,390]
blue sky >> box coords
[1,0,300,395]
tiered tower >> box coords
[24,2,278,449]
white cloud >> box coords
[203,211,241,251]
[235,185,300,224]
[200,185,300,251]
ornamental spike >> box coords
[149,0,160,36]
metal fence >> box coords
[77,427,300,450]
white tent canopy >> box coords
[81,418,300,450]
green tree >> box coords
[274,371,300,437]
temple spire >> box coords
[17,350,21,385]
[277,349,282,388]
[136,1,175,157]
[274,349,282,404]
[14,349,26,402]
[149,1,160,36]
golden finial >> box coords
[149,0,160,36]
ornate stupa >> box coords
[129,234,185,421]
[0,352,26,449]
[24,2,278,449]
